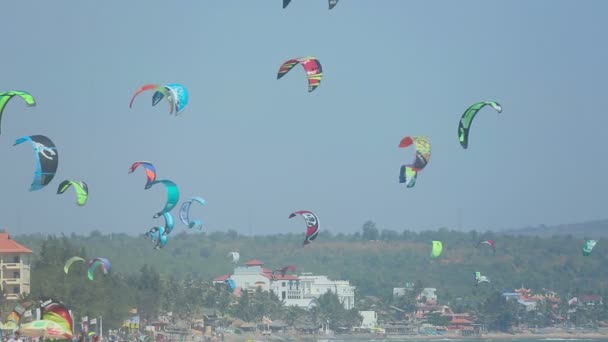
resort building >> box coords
[213,259,356,310]
[0,233,33,300]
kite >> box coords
[430,240,443,258]
[288,210,320,245]
[57,180,89,206]
[283,0,339,9]
[179,197,206,229]
[158,212,175,234]
[14,135,58,191]
[153,84,189,116]
[458,101,503,149]
[129,84,174,113]
[475,272,491,285]
[228,252,240,264]
[398,136,431,172]
[128,161,157,189]
[150,180,180,218]
[41,299,74,337]
[0,91,36,135]
[145,226,169,249]
[87,258,111,281]
[583,240,598,256]
[476,240,496,255]
[63,256,86,274]
[399,165,418,188]
[277,57,323,92]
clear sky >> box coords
[1,1,607,236]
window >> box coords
[13,272,19,279]
[282,282,286,287]
[282,292,286,300]
[12,286,19,294]
[12,256,19,263]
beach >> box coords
[222,330,608,342]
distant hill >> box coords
[502,219,608,238]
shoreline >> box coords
[223,331,608,342]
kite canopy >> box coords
[430,240,443,258]
[158,212,175,234]
[129,161,157,189]
[398,136,431,172]
[583,240,597,256]
[399,164,418,188]
[57,180,89,206]
[14,135,59,191]
[228,252,240,264]
[289,210,320,245]
[150,180,180,218]
[63,256,86,274]
[0,90,36,135]
[277,57,323,92]
[282,0,339,9]
[179,197,207,229]
[41,299,74,337]
[476,240,496,255]
[87,258,111,280]
[458,101,502,149]
[129,84,174,114]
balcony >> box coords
[3,263,20,269]
[3,278,20,285]
[5,293,19,301]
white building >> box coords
[358,311,377,329]
[417,288,437,304]
[213,259,356,310]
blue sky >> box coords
[1,1,607,236]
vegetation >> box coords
[5,220,608,331]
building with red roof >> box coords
[0,232,33,300]
[213,259,355,310]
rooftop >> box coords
[0,233,33,254]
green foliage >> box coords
[14,220,608,332]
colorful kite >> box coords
[128,161,157,189]
[0,91,36,135]
[277,57,323,92]
[399,164,418,188]
[14,135,58,191]
[87,258,111,281]
[583,240,598,256]
[150,180,180,218]
[283,0,339,9]
[398,136,431,172]
[431,240,443,258]
[63,256,86,274]
[57,180,89,206]
[153,83,189,115]
[289,210,320,245]
[476,239,496,255]
[179,197,207,229]
[129,84,173,113]
[458,101,503,149]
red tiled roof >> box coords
[245,259,264,266]
[213,274,230,281]
[0,233,33,253]
[451,318,474,325]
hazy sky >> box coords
[1,1,607,236]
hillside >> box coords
[13,223,608,300]
[502,219,608,238]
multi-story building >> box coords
[213,259,356,310]
[0,233,33,300]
